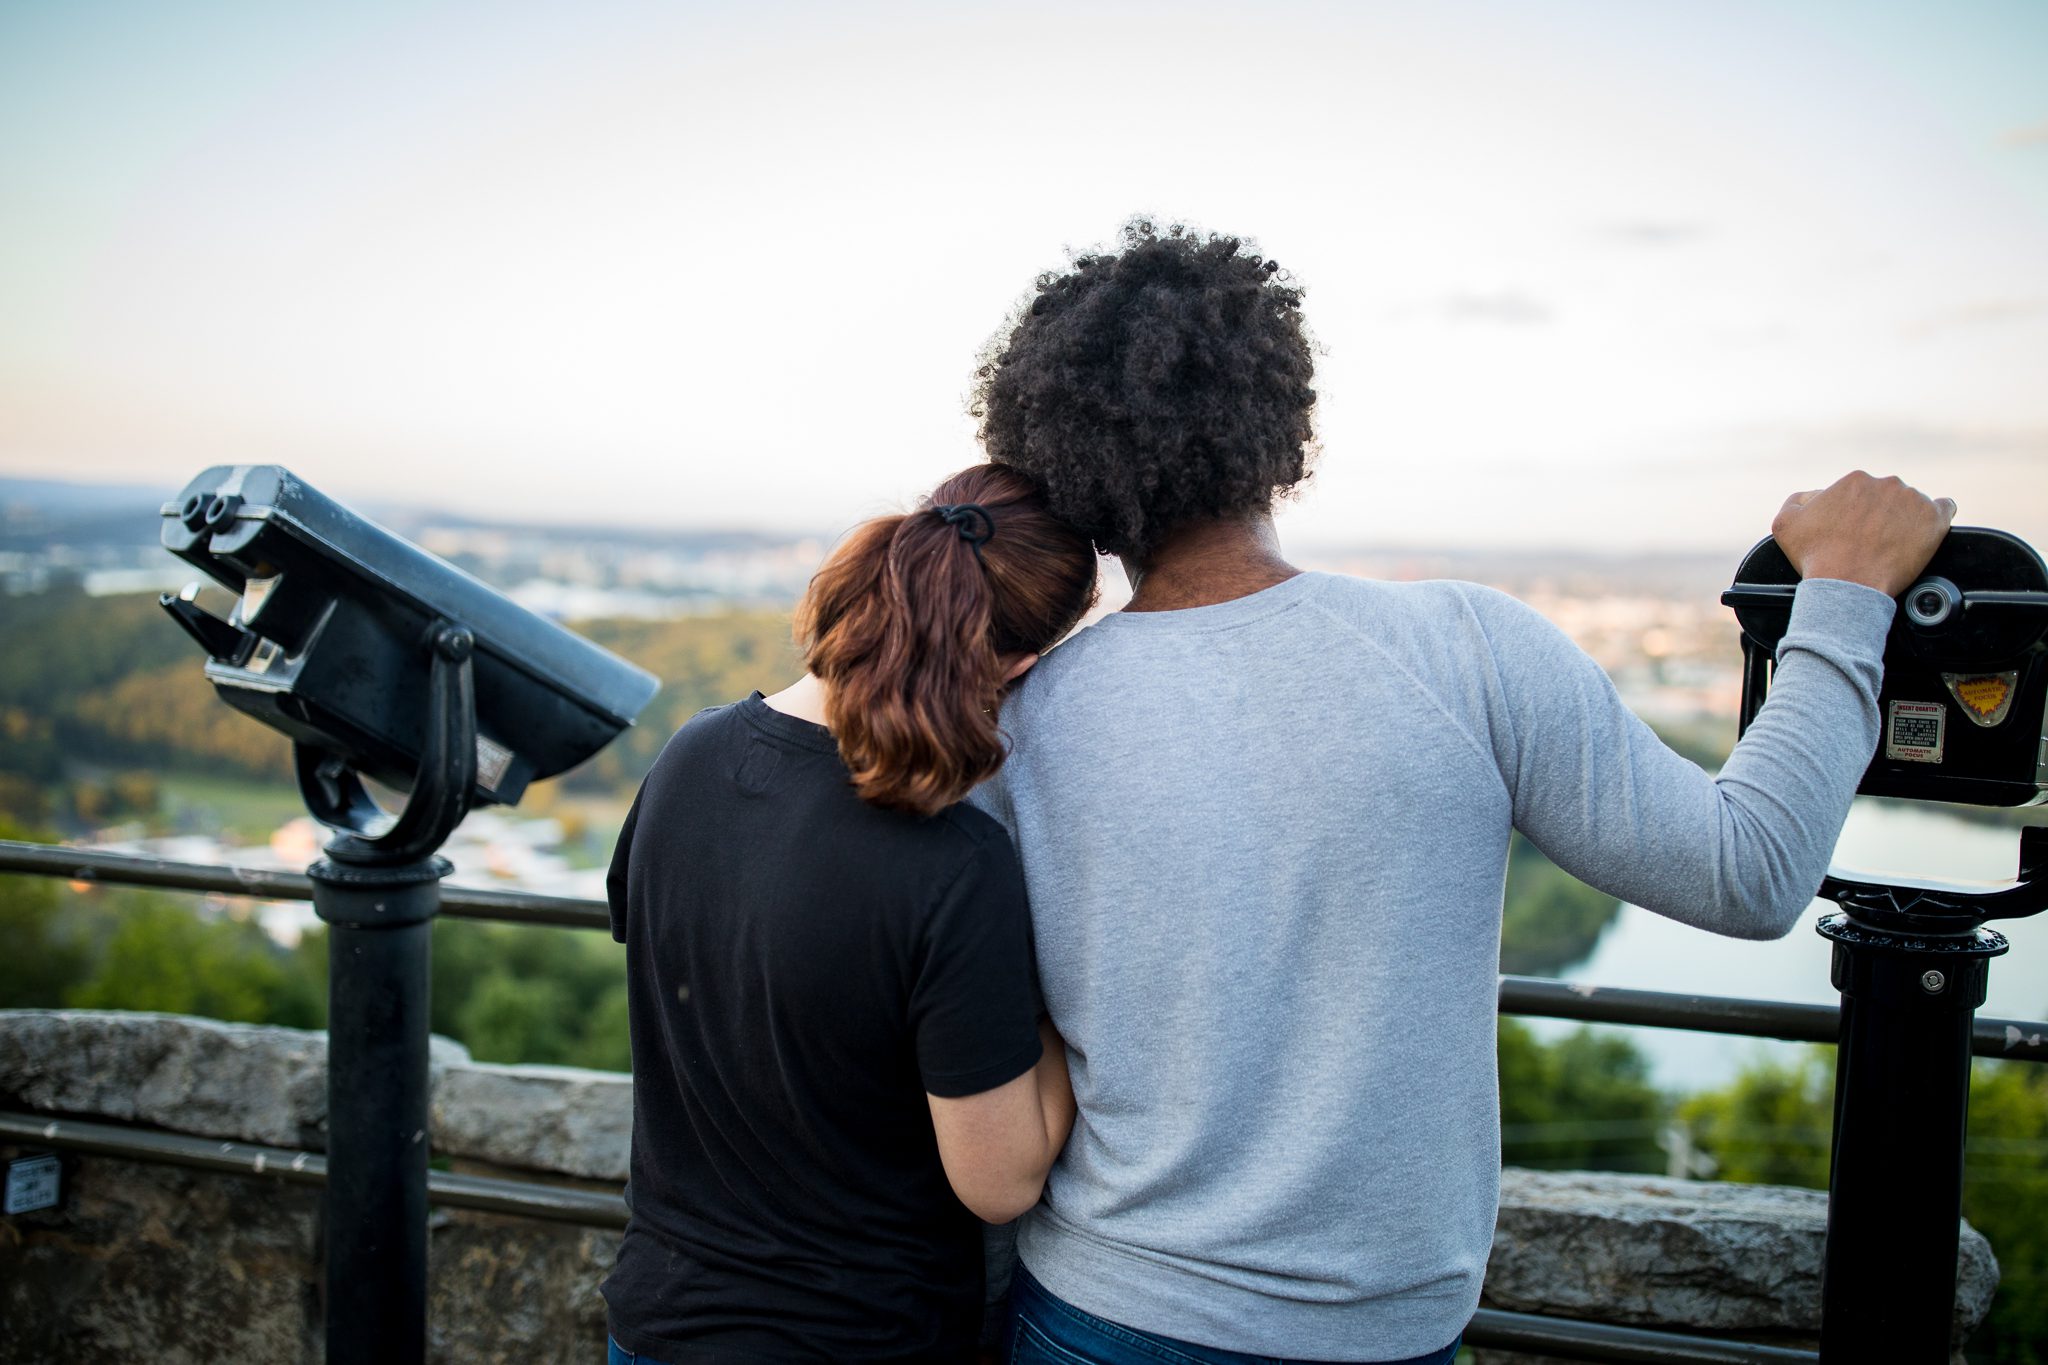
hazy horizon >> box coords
[0,469,1769,567]
[4,1,2044,552]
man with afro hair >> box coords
[968,218,1954,1364]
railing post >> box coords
[310,855,446,1365]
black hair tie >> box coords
[934,503,996,559]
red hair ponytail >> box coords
[795,465,1096,816]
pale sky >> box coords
[3,0,2044,553]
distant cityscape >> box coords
[0,476,829,613]
[2,474,1750,731]
[2,475,1750,955]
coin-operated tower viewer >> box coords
[160,466,659,1365]
[1726,525,2048,1364]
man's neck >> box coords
[1121,514,1301,613]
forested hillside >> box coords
[3,586,2043,1355]
[0,585,803,799]
[0,587,1615,966]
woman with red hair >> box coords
[602,463,1097,1363]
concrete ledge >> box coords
[0,1010,605,1171]
[0,1010,338,1150]
[0,1010,2003,1363]
[1480,1169,1997,1361]
[432,1060,630,1182]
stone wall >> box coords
[1481,1171,1997,1364]
[0,1011,2001,1363]
[0,1011,618,1365]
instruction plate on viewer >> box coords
[1885,700,1946,763]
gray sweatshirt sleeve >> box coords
[1481,577,1896,940]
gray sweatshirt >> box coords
[970,571,1894,1359]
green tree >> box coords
[430,918,629,1069]
[0,771,51,826]
[1676,1049,1833,1190]
[1681,1047,2048,1363]
[277,926,329,1029]
[456,973,577,1064]
[1962,1060,2048,1364]
[1498,1019,1666,1172]
[568,984,632,1072]
[0,822,94,1008]
[64,892,324,1028]
[1500,834,1624,977]
[0,875,92,1009]
[429,918,501,1040]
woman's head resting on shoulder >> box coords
[795,463,1097,817]
[972,216,1319,564]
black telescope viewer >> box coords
[1724,526,2048,1363]
[160,466,658,1365]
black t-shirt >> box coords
[601,694,1044,1363]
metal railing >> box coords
[11,836,2044,1363]
[0,1110,626,1229]
[9,840,2043,1063]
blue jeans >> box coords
[608,1337,669,1365]
[1006,1266,1461,1365]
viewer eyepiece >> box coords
[1904,576,1960,630]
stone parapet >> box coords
[0,1009,472,1153]
[433,1059,631,1182]
[0,1011,2001,1362]
[1479,1170,1997,1363]
[0,1009,615,1176]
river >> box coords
[1525,801,2048,1093]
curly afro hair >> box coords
[972,219,1317,562]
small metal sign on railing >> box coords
[4,1152,62,1215]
